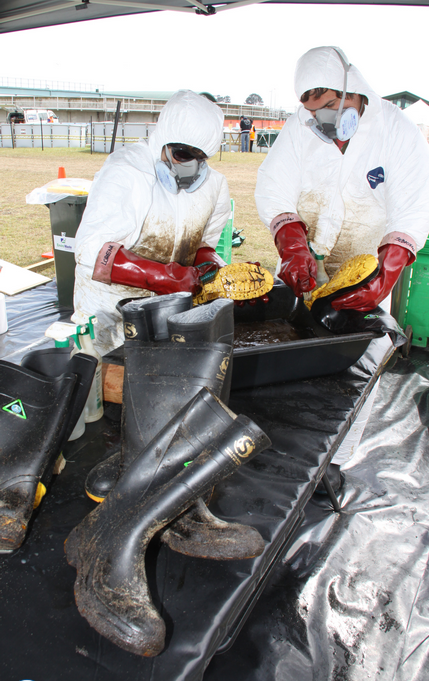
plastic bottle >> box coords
[58,336,87,440]
[44,326,86,440]
[309,243,330,288]
[314,253,329,287]
[70,316,103,423]
[45,315,103,424]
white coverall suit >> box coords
[255,46,429,276]
[255,46,429,465]
[72,90,230,355]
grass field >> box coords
[0,147,279,279]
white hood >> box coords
[294,46,376,104]
[148,90,224,161]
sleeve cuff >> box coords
[379,232,417,262]
[92,242,122,284]
[269,213,305,240]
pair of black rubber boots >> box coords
[85,292,254,559]
[66,293,271,656]
[0,350,98,553]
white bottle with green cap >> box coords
[309,242,330,288]
[45,316,104,425]
[69,316,104,423]
[44,327,86,440]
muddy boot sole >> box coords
[85,450,121,502]
[162,498,265,560]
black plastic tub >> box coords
[230,282,378,390]
[230,332,377,390]
[102,283,380,390]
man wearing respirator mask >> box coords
[255,46,429,483]
[72,90,230,355]
[255,45,429,311]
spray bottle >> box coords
[44,324,86,440]
[45,315,103,425]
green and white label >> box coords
[2,399,27,419]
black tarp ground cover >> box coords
[0,282,428,681]
[207,351,429,681]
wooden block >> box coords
[102,363,124,404]
[25,258,55,273]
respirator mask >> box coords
[156,144,208,194]
[303,49,360,144]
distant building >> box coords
[0,78,290,125]
[383,91,429,110]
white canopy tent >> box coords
[0,0,427,34]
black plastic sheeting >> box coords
[0,280,72,364]
[206,350,429,681]
[1,283,427,681]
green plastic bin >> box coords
[391,236,429,347]
[257,131,279,148]
[215,199,234,264]
[47,195,87,308]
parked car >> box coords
[6,108,59,124]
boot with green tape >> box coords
[65,404,270,657]
[0,360,76,552]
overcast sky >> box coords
[0,3,427,111]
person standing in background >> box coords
[240,115,252,152]
[249,122,256,152]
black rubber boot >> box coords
[161,495,266,560]
[88,388,265,559]
[165,299,253,558]
[65,408,270,657]
[167,298,234,404]
[21,348,98,443]
[120,340,232,473]
[85,338,232,502]
[0,360,76,552]
[116,291,192,342]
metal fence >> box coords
[0,121,280,153]
[91,122,156,152]
[0,123,88,148]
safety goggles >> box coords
[168,144,207,163]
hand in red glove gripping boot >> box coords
[275,222,317,297]
[92,243,216,296]
[194,245,228,270]
[332,244,413,312]
[195,247,270,307]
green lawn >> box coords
[0,147,278,277]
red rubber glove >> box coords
[275,222,317,297]
[194,246,228,269]
[110,247,215,296]
[332,244,413,312]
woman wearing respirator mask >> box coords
[72,90,231,355]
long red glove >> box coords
[109,247,215,296]
[332,243,413,311]
[275,222,317,297]
[194,246,270,306]
[194,246,228,269]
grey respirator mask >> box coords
[155,144,208,194]
[305,49,360,144]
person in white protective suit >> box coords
[255,46,429,487]
[72,90,231,356]
[256,45,429,302]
